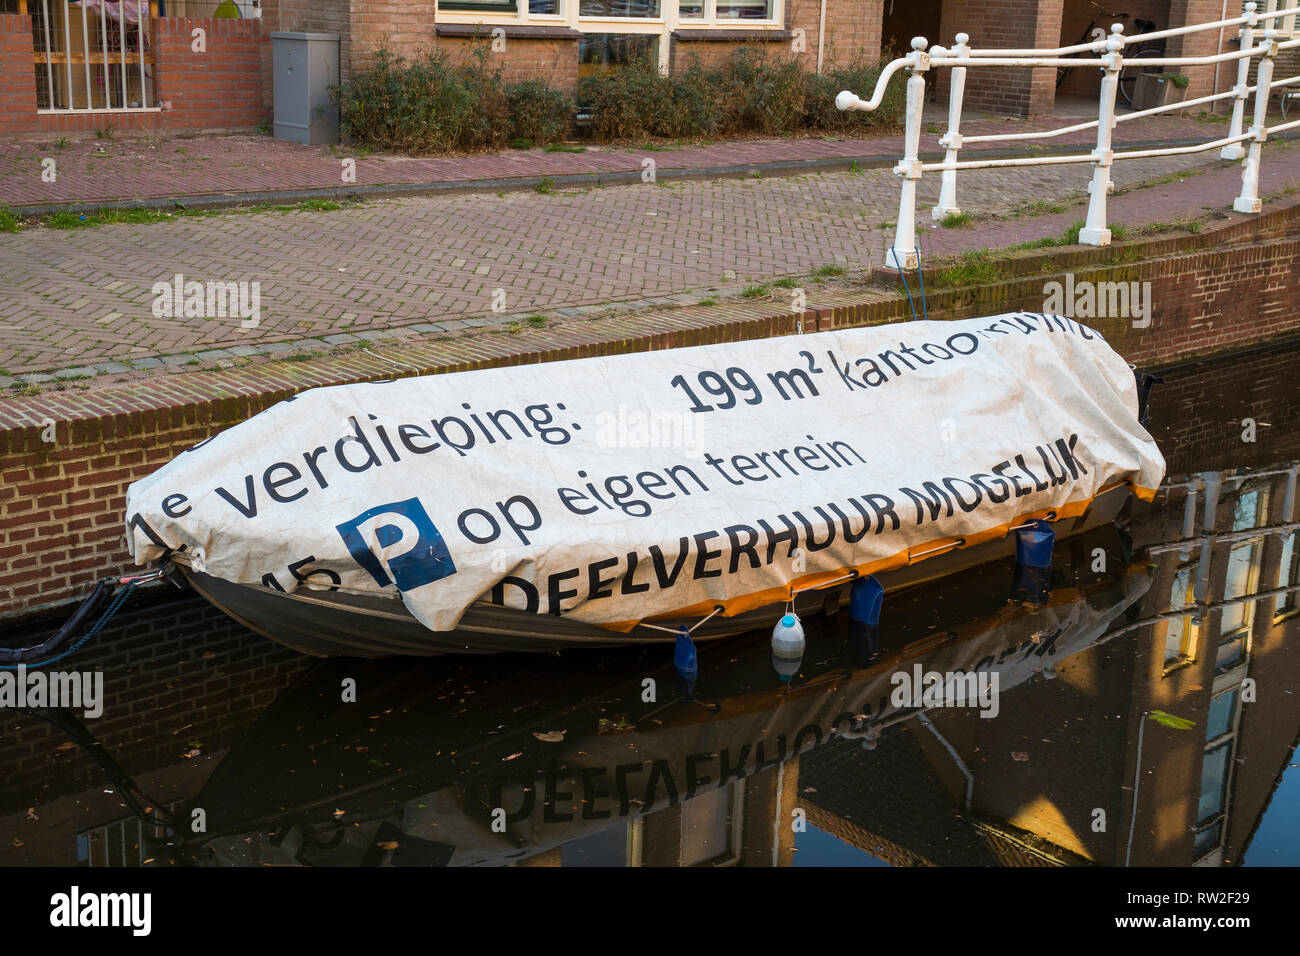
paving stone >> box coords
[1,125,1295,378]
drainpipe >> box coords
[1214,0,1228,110]
[1124,711,1149,867]
[817,0,827,74]
[918,712,974,811]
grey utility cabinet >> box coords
[271,32,339,145]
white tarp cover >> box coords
[125,314,1166,632]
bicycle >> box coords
[1056,1,1164,106]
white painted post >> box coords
[1235,27,1276,213]
[931,32,970,221]
[1080,23,1126,247]
[888,37,930,271]
[1222,1,1258,161]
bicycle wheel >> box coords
[1119,43,1164,107]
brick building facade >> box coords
[0,0,1290,138]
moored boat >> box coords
[126,313,1166,657]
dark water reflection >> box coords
[1,341,1297,867]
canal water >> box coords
[1,340,1296,867]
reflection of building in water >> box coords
[800,341,1300,867]
[799,464,1298,866]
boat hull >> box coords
[172,484,1132,658]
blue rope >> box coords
[915,249,929,320]
[1,581,138,671]
[894,255,918,320]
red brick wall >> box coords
[1165,0,1226,101]
[353,0,438,73]
[437,34,579,91]
[822,0,884,69]
[669,35,794,75]
[0,14,267,135]
[0,14,39,137]
[153,18,269,130]
[938,0,1065,115]
[273,0,352,83]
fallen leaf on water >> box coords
[504,751,524,761]
[533,730,565,743]
[376,841,400,850]
[55,742,76,752]
[1011,752,1030,762]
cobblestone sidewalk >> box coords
[2,136,1297,384]
[0,107,1246,209]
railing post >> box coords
[931,32,970,221]
[1080,23,1125,247]
[1222,1,1258,161]
[1235,27,1276,214]
[888,37,930,271]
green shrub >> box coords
[578,58,678,139]
[506,80,573,145]
[454,44,511,151]
[331,45,508,153]
[709,47,806,135]
[669,63,723,138]
[336,46,904,152]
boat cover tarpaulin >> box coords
[125,314,1166,632]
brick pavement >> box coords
[2,135,1298,383]
[0,107,1252,209]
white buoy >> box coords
[771,613,806,681]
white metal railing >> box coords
[835,2,1300,270]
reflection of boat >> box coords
[126,315,1163,657]
[179,525,1150,866]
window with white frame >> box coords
[1216,487,1268,673]
[1276,530,1299,616]
[1255,1,1298,38]
[1194,688,1241,860]
[1164,562,1199,668]
[437,0,782,27]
